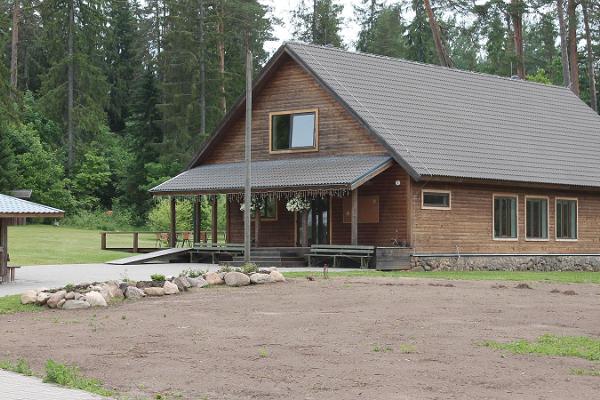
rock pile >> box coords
[20,268,286,310]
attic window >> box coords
[270,110,318,152]
[422,190,451,209]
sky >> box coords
[259,0,362,54]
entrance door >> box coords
[297,197,329,246]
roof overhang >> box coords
[0,194,64,218]
[150,155,393,196]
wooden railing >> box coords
[100,231,227,253]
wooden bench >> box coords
[191,243,245,263]
[6,266,20,282]
[306,245,375,269]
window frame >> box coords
[492,194,519,241]
[269,109,319,154]
[524,196,550,241]
[421,190,452,210]
[555,197,578,241]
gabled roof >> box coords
[0,194,64,218]
[190,42,600,189]
[151,155,393,194]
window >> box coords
[422,190,451,209]
[494,195,517,239]
[526,197,548,240]
[270,110,317,152]
[556,198,578,240]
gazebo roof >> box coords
[0,194,64,218]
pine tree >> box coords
[292,0,345,47]
[356,3,407,58]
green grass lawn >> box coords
[483,334,600,361]
[8,225,136,265]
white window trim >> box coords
[492,194,519,241]
[421,190,452,210]
[524,196,550,241]
[555,197,578,241]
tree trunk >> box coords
[217,2,226,114]
[199,0,206,135]
[67,0,75,173]
[557,0,571,87]
[10,0,19,93]
[510,0,525,79]
[423,0,453,68]
[567,0,580,95]
[312,0,318,42]
[582,0,597,111]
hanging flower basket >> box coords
[240,197,265,213]
[286,196,311,212]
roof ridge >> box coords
[284,41,572,93]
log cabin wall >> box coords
[202,56,388,164]
[331,164,409,246]
[411,181,600,254]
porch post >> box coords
[302,211,309,247]
[254,209,261,247]
[169,197,177,248]
[351,189,358,245]
[193,195,202,244]
[0,219,8,281]
[211,196,218,244]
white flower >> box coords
[286,197,311,212]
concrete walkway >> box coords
[0,263,348,296]
[0,370,106,399]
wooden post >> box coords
[302,210,309,247]
[193,196,202,244]
[0,219,7,282]
[254,209,261,248]
[169,197,177,248]
[211,196,218,244]
[243,37,252,263]
[133,232,139,253]
[351,189,358,245]
[100,232,107,250]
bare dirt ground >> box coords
[1,277,600,400]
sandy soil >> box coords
[1,277,600,400]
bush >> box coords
[147,198,192,231]
[180,268,206,278]
[151,274,166,282]
[240,262,258,274]
[62,208,136,231]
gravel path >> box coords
[0,370,106,400]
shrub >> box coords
[62,208,136,231]
[241,262,258,274]
[180,268,206,278]
[151,274,166,282]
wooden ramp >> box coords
[106,247,191,265]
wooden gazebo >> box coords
[0,194,64,282]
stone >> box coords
[250,273,273,284]
[36,292,50,305]
[119,282,129,293]
[205,272,224,285]
[73,293,83,300]
[125,286,146,299]
[163,281,180,295]
[20,290,37,305]
[106,281,124,298]
[268,267,279,272]
[62,300,91,310]
[85,291,108,307]
[269,270,286,282]
[173,276,191,292]
[57,299,66,309]
[65,292,75,300]
[144,287,165,296]
[224,271,251,287]
[187,277,208,288]
[47,290,67,308]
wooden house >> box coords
[150,43,600,271]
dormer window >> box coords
[270,109,318,152]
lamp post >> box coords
[243,34,252,263]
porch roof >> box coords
[149,154,393,195]
[0,194,64,218]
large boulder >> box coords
[173,276,191,292]
[144,287,165,297]
[250,273,273,284]
[20,290,38,305]
[65,292,76,300]
[270,270,286,282]
[57,299,66,309]
[62,300,91,310]
[205,272,224,285]
[125,286,145,299]
[224,271,251,287]
[85,291,108,307]
[36,292,51,305]
[47,290,67,308]
[187,277,208,288]
[163,281,180,295]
